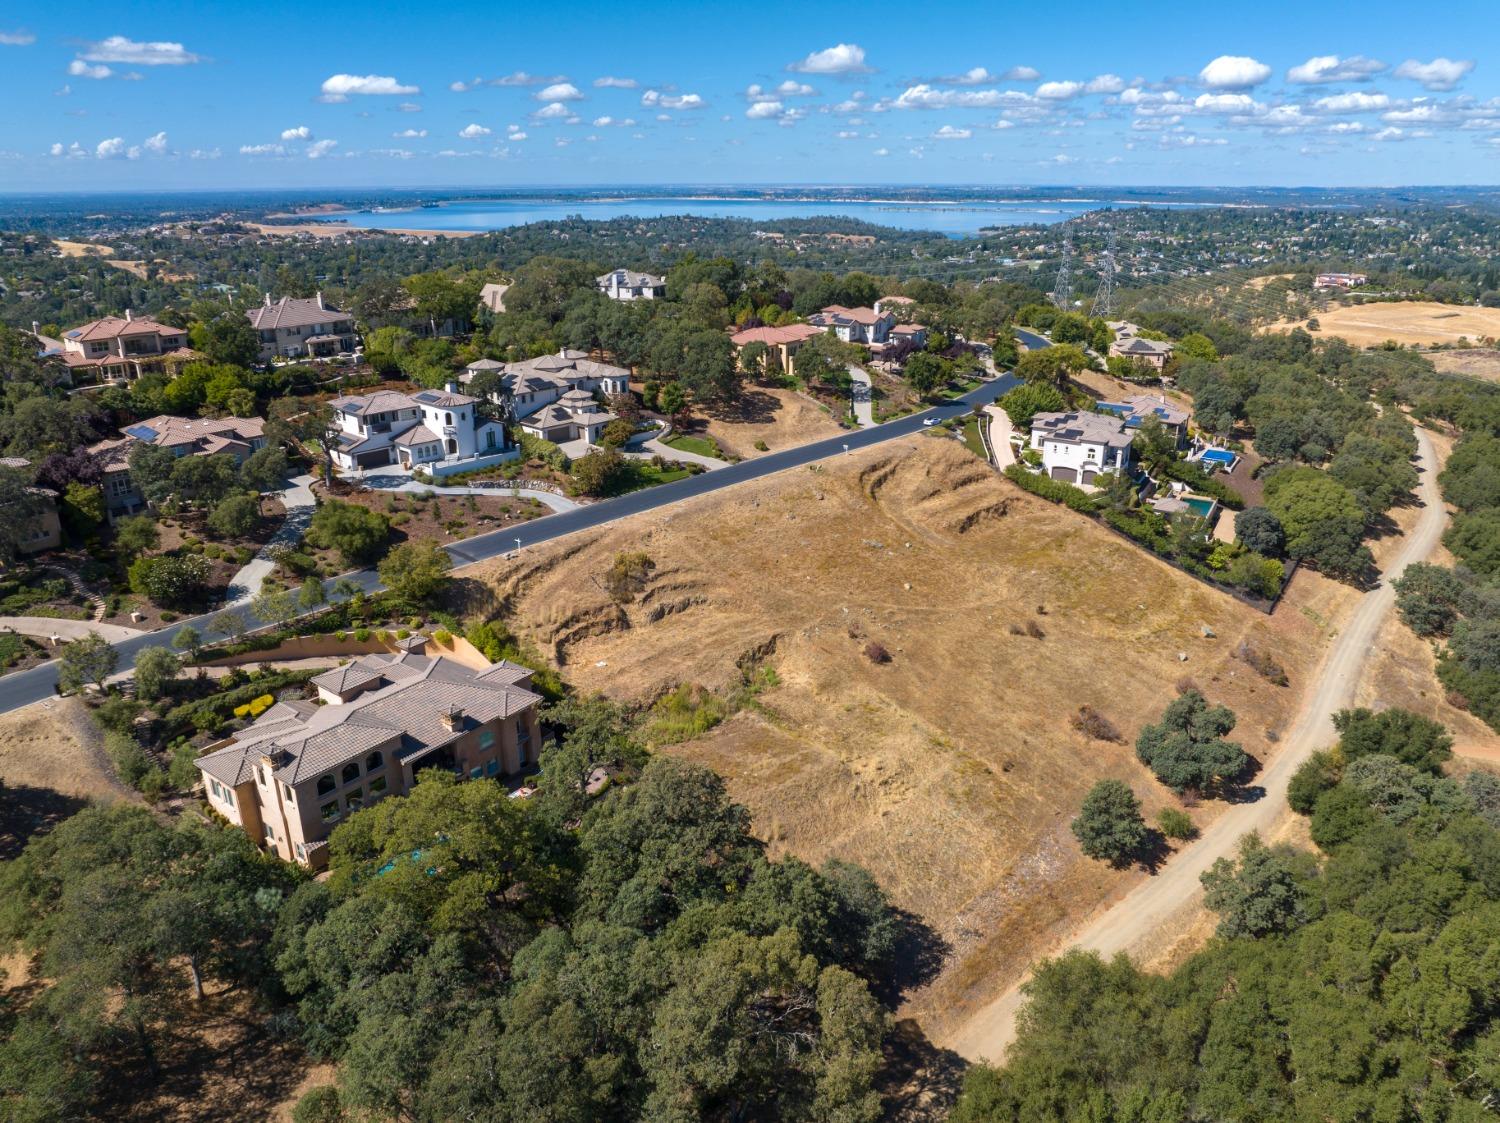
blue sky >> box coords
[3,0,1500,190]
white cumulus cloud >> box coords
[532,102,572,120]
[1194,92,1261,113]
[1002,65,1041,81]
[1086,74,1125,94]
[319,74,420,102]
[80,36,200,65]
[1313,91,1391,113]
[280,125,312,141]
[458,123,492,138]
[95,137,129,159]
[536,82,582,101]
[1198,55,1272,90]
[68,60,112,80]
[394,128,426,138]
[143,131,168,154]
[933,124,971,139]
[1287,54,1387,83]
[640,90,704,110]
[746,100,784,119]
[788,43,871,75]
[1036,80,1083,100]
[593,76,637,88]
[0,30,36,45]
[1393,57,1474,90]
[306,139,338,159]
[239,143,287,156]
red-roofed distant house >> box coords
[58,311,194,385]
[730,323,824,377]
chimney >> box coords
[264,292,272,307]
[444,379,459,394]
[31,321,38,335]
[124,308,133,322]
[316,290,325,310]
[440,706,465,733]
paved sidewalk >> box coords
[982,405,1017,469]
[628,439,727,471]
[847,365,875,428]
[361,476,580,512]
[0,617,144,643]
[226,475,316,604]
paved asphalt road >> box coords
[0,372,1019,716]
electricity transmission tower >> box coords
[1091,227,1117,318]
[1050,229,1073,310]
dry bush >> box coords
[863,641,891,664]
[1071,705,1122,742]
[1007,623,1026,636]
[1233,640,1288,686]
[1025,620,1046,640]
[1175,677,1199,694]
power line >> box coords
[1090,227,1116,318]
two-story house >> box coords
[86,415,269,518]
[1095,394,1191,447]
[327,385,509,474]
[246,293,358,362]
[195,646,544,869]
[597,268,666,301]
[0,457,62,554]
[1108,335,1175,372]
[57,311,192,384]
[1029,410,1135,485]
[460,349,630,420]
[517,389,618,446]
[807,305,897,346]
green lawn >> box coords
[616,463,694,494]
[960,418,988,460]
[663,434,725,460]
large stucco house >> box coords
[1108,335,1174,372]
[729,323,824,377]
[807,304,896,346]
[1095,394,1191,447]
[460,349,630,448]
[327,385,510,474]
[87,415,268,518]
[597,268,666,301]
[196,647,544,869]
[51,312,194,385]
[517,389,618,445]
[1029,410,1135,485]
[246,293,358,362]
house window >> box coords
[263,823,275,841]
[317,774,336,796]
[366,751,384,772]
[341,762,360,784]
[469,766,483,780]
[283,783,295,802]
[321,801,341,822]
[479,729,495,751]
[369,775,387,795]
[345,787,364,811]
[485,759,500,777]
[295,843,306,861]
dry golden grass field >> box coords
[699,385,846,458]
[1266,302,1500,348]
[458,437,1337,1042]
[1429,348,1500,383]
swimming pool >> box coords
[1201,449,1237,467]
[1183,496,1218,518]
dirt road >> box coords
[944,426,1448,1064]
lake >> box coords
[321,195,1198,238]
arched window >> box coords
[445,412,453,425]
[341,761,360,785]
[317,774,336,796]
[366,751,384,772]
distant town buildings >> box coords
[1315,272,1369,289]
[196,647,544,869]
[597,268,666,301]
[245,292,358,361]
[327,385,509,474]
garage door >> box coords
[356,448,395,468]
[1081,469,1097,485]
[1051,466,1078,483]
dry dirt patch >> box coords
[1265,302,1500,348]
[699,386,845,458]
[52,239,114,258]
[459,439,1330,1042]
[1428,348,1500,384]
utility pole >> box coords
[1091,226,1117,318]
[1050,229,1073,310]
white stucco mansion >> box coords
[327,383,513,476]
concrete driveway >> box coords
[225,475,316,604]
[847,365,875,428]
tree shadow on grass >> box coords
[0,782,87,860]
[700,387,780,427]
[870,907,952,1009]
[877,1017,969,1123]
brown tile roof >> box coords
[328,389,419,416]
[730,323,823,347]
[245,294,352,331]
[65,315,185,342]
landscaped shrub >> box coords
[1071,705,1121,742]
[353,628,371,642]
[1002,463,1096,513]
[1158,807,1199,840]
[431,628,452,644]
[1234,640,1289,686]
[863,641,891,664]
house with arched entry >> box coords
[195,644,543,869]
[1029,410,1135,485]
[327,383,511,475]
